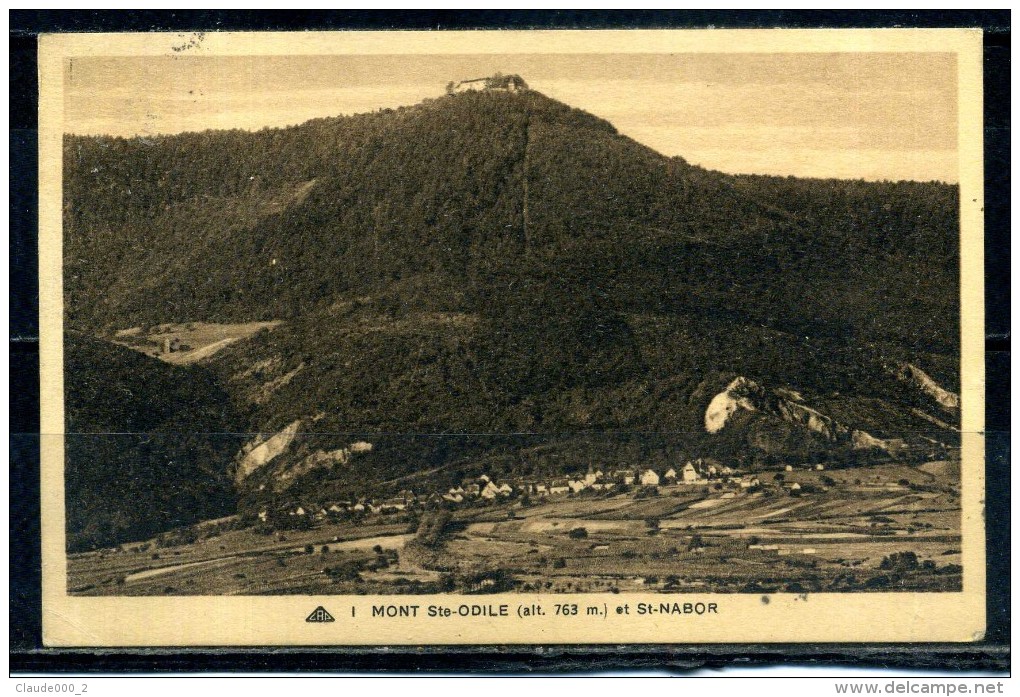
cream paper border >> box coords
[38,28,986,647]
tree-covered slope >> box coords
[62,83,962,515]
[63,88,959,357]
[64,334,242,550]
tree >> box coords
[415,509,453,548]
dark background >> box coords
[9,9,1009,673]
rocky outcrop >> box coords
[273,440,375,490]
[705,376,908,453]
[704,377,762,433]
[891,362,959,411]
[235,420,301,483]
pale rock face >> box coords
[277,447,351,485]
[704,377,759,433]
[775,401,847,441]
[349,441,374,454]
[235,420,301,483]
[902,363,960,410]
[851,429,890,451]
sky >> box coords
[65,52,958,182]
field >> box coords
[67,462,962,596]
[112,321,281,364]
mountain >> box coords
[64,334,241,551]
[63,80,961,525]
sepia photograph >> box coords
[37,28,986,646]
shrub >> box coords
[879,551,919,572]
[567,527,588,539]
[415,509,453,548]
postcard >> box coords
[38,28,985,646]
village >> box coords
[263,458,829,527]
[67,455,962,597]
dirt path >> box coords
[124,555,239,583]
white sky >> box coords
[65,53,958,182]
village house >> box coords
[549,480,570,496]
[379,498,407,512]
[613,469,636,485]
[442,492,464,503]
[664,467,678,482]
[682,462,701,483]
[640,469,660,486]
[534,483,549,496]
[480,481,501,499]
[497,482,513,496]
[568,479,587,494]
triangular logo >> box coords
[306,606,335,623]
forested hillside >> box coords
[64,88,958,356]
[63,83,962,533]
[64,334,242,551]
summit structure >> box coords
[446,73,529,94]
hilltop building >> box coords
[447,74,529,94]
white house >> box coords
[682,462,700,483]
[497,482,513,496]
[664,467,678,481]
[480,481,500,499]
[640,469,660,486]
[568,479,587,494]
